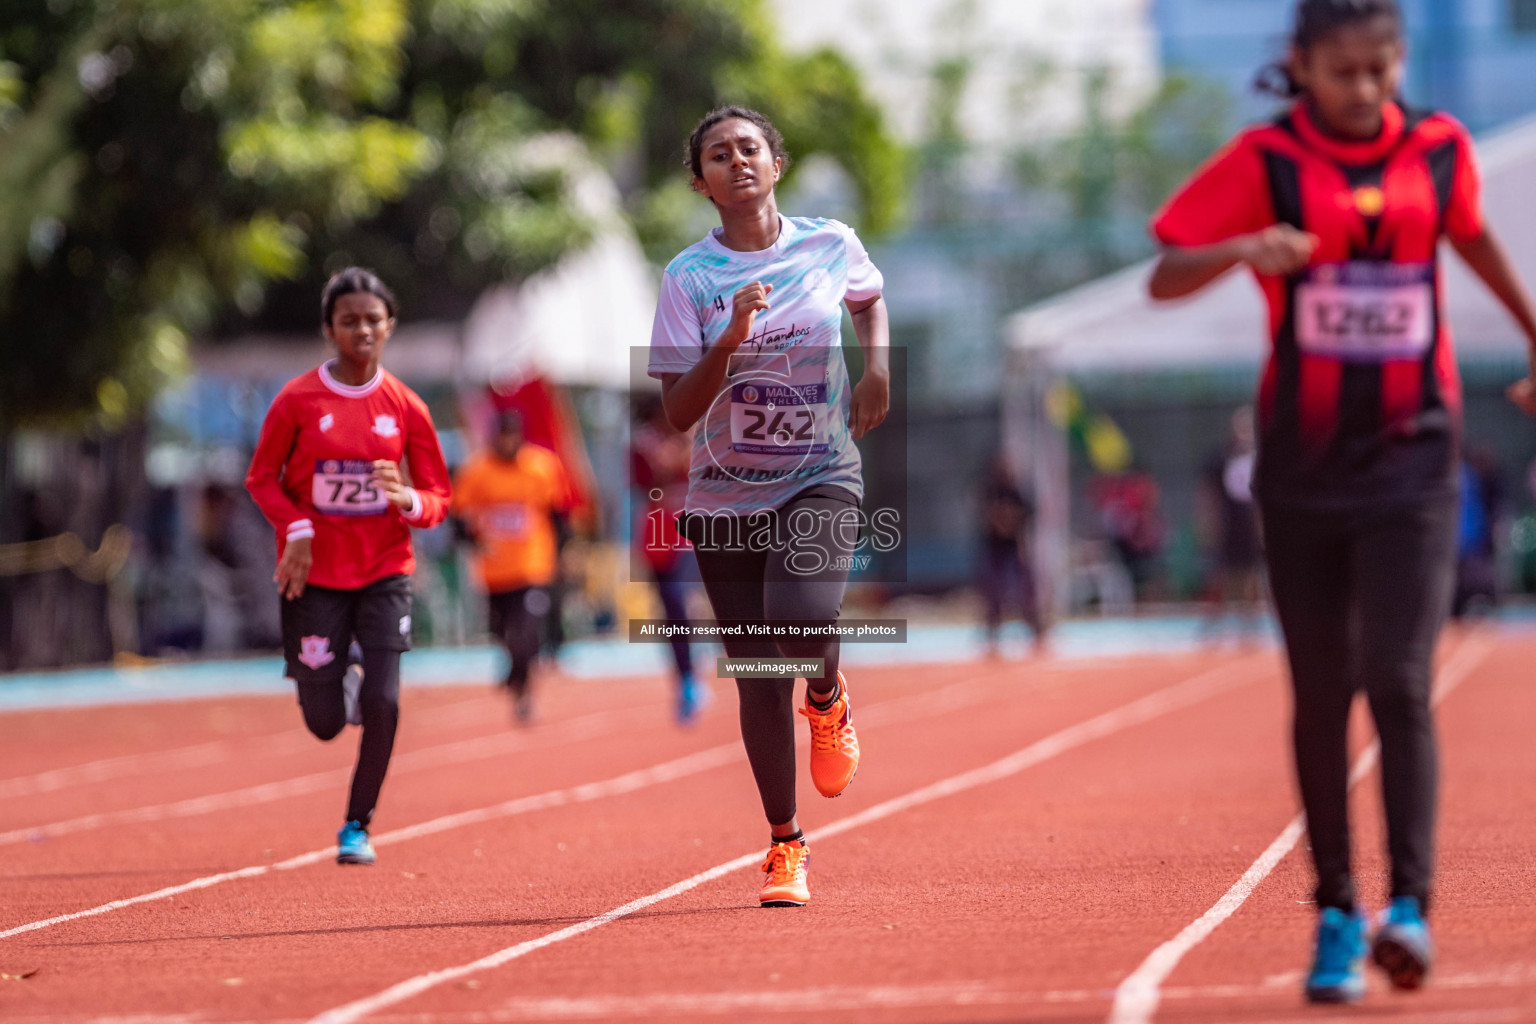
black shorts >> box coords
[281,575,413,684]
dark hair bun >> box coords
[320,266,397,327]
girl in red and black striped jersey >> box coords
[1149,0,1536,1004]
[245,268,452,865]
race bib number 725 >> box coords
[1295,261,1434,361]
[312,460,389,516]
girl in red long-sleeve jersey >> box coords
[1149,0,1536,1002]
[245,267,451,865]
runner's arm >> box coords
[244,395,312,545]
[394,396,453,528]
[847,294,889,440]
[659,282,773,431]
[245,395,313,599]
[1149,227,1319,300]
[1457,226,1536,416]
[1454,227,1536,356]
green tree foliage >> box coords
[0,0,903,425]
[0,0,437,426]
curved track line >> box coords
[0,666,1022,941]
[305,655,1269,1024]
[1107,636,1495,1024]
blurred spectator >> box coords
[1454,446,1504,617]
[1200,407,1265,638]
[977,453,1047,655]
[630,395,707,722]
[1089,465,1165,603]
[194,483,281,653]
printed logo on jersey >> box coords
[743,322,811,352]
[804,268,832,295]
[1353,185,1386,218]
[714,294,726,312]
[319,413,335,432]
[372,414,399,437]
[398,615,411,636]
[298,635,335,670]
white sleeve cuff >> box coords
[286,519,314,541]
[401,488,424,522]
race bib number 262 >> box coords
[729,382,830,456]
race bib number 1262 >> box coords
[1295,261,1434,361]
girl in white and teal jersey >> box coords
[648,106,891,908]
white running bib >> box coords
[729,381,830,456]
[1295,261,1434,361]
[312,460,389,516]
[482,503,531,539]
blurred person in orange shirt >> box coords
[454,410,571,722]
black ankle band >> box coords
[771,829,804,845]
[807,680,839,711]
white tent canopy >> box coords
[1006,112,1536,374]
[461,134,657,393]
[460,229,656,393]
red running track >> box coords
[0,629,1533,1024]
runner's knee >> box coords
[296,682,347,741]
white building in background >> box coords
[771,0,1162,147]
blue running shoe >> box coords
[1305,906,1368,1004]
[1372,896,1434,990]
[336,820,375,865]
[676,674,710,724]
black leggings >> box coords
[489,588,549,697]
[1261,497,1456,913]
[652,560,696,680]
[689,493,858,827]
[297,647,401,828]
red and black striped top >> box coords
[1152,101,1485,510]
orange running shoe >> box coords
[759,839,810,907]
[798,671,860,797]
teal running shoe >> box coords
[336,820,375,865]
[1305,906,1368,1004]
[1372,896,1434,990]
[676,674,710,724]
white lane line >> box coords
[0,650,1162,806]
[0,694,507,802]
[6,965,1535,1024]
[350,966,1536,1021]
[0,737,302,802]
[0,664,1022,941]
[0,706,646,845]
[0,741,740,943]
[304,655,1267,1024]
[0,657,1034,846]
[1107,636,1495,1024]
